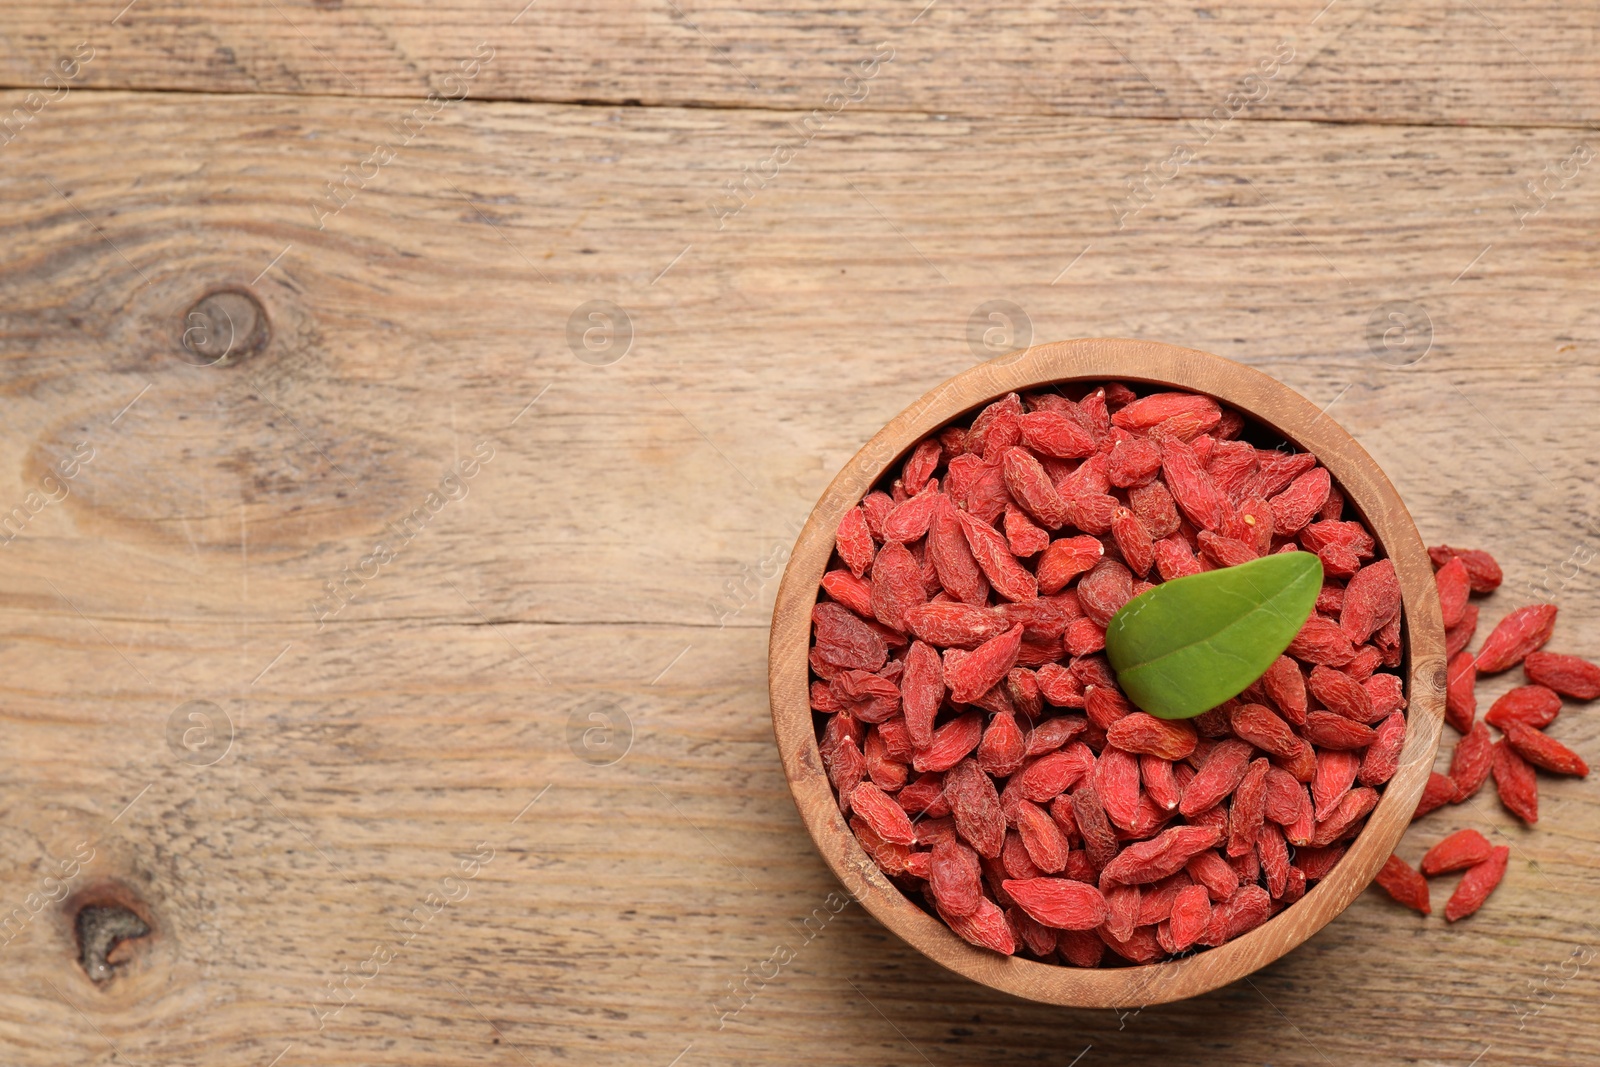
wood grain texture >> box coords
[769,338,1448,1007]
[3,0,1600,125]
[0,64,1596,1067]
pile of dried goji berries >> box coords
[811,383,1414,965]
[1374,548,1591,920]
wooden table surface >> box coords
[2,3,1598,1064]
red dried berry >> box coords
[1077,559,1135,627]
[835,506,876,577]
[1412,771,1457,821]
[928,497,990,606]
[1303,711,1376,750]
[1101,825,1224,886]
[1003,506,1050,557]
[883,483,944,543]
[1475,604,1558,673]
[1270,467,1331,535]
[944,624,1025,704]
[1160,436,1226,531]
[1036,535,1104,595]
[945,758,1006,858]
[1434,554,1470,629]
[1358,711,1407,787]
[1311,748,1361,821]
[1308,664,1376,723]
[928,837,984,917]
[1445,650,1477,733]
[1340,559,1401,644]
[1429,545,1504,594]
[1485,685,1561,731]
[1227,758,1270,858]
[1445,603,1479,659]
[1070,787,1120,870]
[976,710,1028,777]
[1492,740,1538,824]
[1002,877,1107,931]
[850,781,917,845]
[1444,845,1509,922]
[912,712,984,773]
[1180,738,1253,817]
[1167,883,1213,950]
[1421,829,1493,876]
[1106,712,1197,760]
[1262,655,1309,725]
[869,540,926,632]
[1287,615,1357,666]
[1016,745,1095,801]
[939,896,1016,954]
[957,511,1038,603]
[1309,786,1378,847]
[1374,854,1431,915]
[1018,409,1098,459]
[1015,801,1072,873]
[1523,651,1600,700]
[812,602,888,672]
[1504,722,1589,776]
[1449,721,1494,802]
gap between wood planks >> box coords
[0,80,1597,133]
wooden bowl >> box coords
[768,338,1447,1008]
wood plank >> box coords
[2,1,1600,125]
[0,90,1597,1064]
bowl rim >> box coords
[768,338,1447,1008]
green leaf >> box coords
[1105,552,1324,720]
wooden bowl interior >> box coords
[768,338,1447,1008]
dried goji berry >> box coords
[1412,771,1457,821]
[1016,744,1096,801]
[1002,829,1044,880]
[1217,757,1266,858]
[835,505,876,577]
[1309,786,1377,847]
[912,711,984,773]
[1016,800,1072,873]
[1180,738,1253,817]
[928,837,984,916]
[943,624,1024,704]
[1167,883,1213,950]
[1449,721,1494,802]
[939,896,1016,953]
[1421,828,1493,876]
[1435,555,1470,629]
[1018,409,1098,458]
[1261,655,1309,725]
[1141,754,1181,812]
[1303,711,1376,750]
[1358,711,1407,787]
[1429,544,1504,593]
[1287,615,1357,666]
[1003,505,1050,557]
[945,758,1006,858]
[1374,854,1430,915]
[1070,786,1120,870]
[1309,664,1377,722]
[1129,479,1182,539]
[1093,745,1142,830]
[1077,558,1135,627]
[1105,712,1197,761]
[1036,534,1104,595]
[869,540,926,633]
[1101,825,1224,886]
[1446,603,1479,659]
[850,781,917,845]
[1160,435,1226,531]
[976,710,1027,777]
[1311,748,1361,821]
[812,602,888,671]
[1476,604,1558,673]
[1443,845,1509,922]
[1504,722,1589,776]
[956,510,1037,602]
[883,482,945,543]
[1340,559,1401,644]
[1523,651,1600,700]
[1002,877,1107,930]
[1198,529,1258,568]
[1445,650,1478,733]
[1111,506,1156,577]
[1485,684,1561,731]
[1270,467,1330,535]
[1492,739,1538,823]
[1001,446,1070,529]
